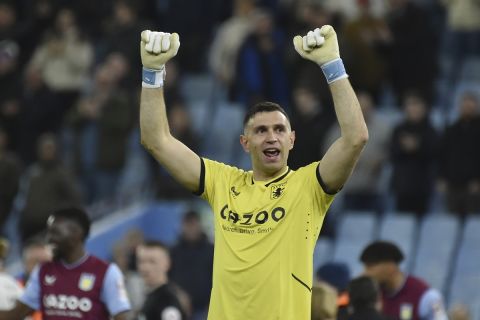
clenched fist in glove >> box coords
[140,30,180,88]
[293,25,347,84]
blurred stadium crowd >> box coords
[0,0,479,318]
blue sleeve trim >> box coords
[18,265,40,310]
[100,264,131,315]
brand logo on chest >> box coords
[44,275,56,285]
[230,186,241,198]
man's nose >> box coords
[266,130,278,142]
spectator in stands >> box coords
[289,85,334,170]
[103,0,151,85]
[27,8,93,134]
[209,0,262,100]
[449,304,471,320]
[18,63,56,165]
[316,262,351,320]
[159,0,226,73]
[384,0,438,105]
[360,241,448,320]
[0,3,18,44]
[341,0,389,102]
[311,280,338,320]
[0,237,23,311]
[0,126,21,231]
[111,229,144,314]
[319,0,387,20]
[438,91,480,216]
[286,2,334,110]
[16,237,51,320]
[324,91,390,213]
[0,40,22,151]
[232,9,290,109]
[347,275,391,320]
[390,92,438,216]
[136,240,190,320]
[17,133,82,244]
[16,237,52,286]
[0,207,131,319]
[441,0,480,87]
[67,57,134,203]
[0,0,58,66]
[170,210,213,320]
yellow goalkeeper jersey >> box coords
[199,158,335,320]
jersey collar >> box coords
[251,167,291,186]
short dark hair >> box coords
[243,101,289,128]
[141,239,169,252]
[348,276,380,310]
[183,209,200,222]
[360,241,404,265]
[51,207,91,241]
[316,262,351,292]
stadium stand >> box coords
[448,216,480,313]
[412,214,461,296]
[332,211,378,276]
[313,237,333,273]
[378,213,417,272]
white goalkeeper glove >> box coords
[140,30,180,88]
[293,25,348,84]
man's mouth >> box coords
[263,148,280,160]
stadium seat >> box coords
[336,211,378,244]
[201,102,245,165]
[141,201,189,246]
[412,214,461,296]
[460,57,480,81]
[333,211,378,276]
[313,237,333,274]
[180,73,217,104]
[331,242,366,277]
[378,213,417,272]
[448,216,480,310]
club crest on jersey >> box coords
[270,183,285,199]
[400,303,413,320]
[78,273,96,291]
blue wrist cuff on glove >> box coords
[142,67,165,88]
[320,58,348,84]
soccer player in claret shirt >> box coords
[360,241,448,320]
[0,207,131,320]
[139,25,368,320]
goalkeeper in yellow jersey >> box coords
[139,25,368,320]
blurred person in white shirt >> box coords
[0,237,23,310]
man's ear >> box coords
[240,135,250,153]
[289,130,296,150]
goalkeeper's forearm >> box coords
[140,88,173,154]
[329,78,368,147]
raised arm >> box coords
[293,26,368,193]
[139,31,201,192]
